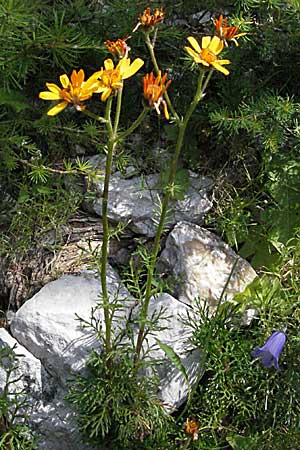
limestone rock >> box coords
[10,273,199,412]
[30,388,92,450]
[160,221,257,311]
[10,268,133,384]
[142,293,201,411]
[0,328,42,402]
[85,170,213,237]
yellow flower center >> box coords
[101,69,122,88]
[200,48,217,64]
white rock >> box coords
[86,171,213,236]
[0,328,42,401]
[30,388,92,450]
[141,293,201,411]
[160,222,257,311]
[10,268,133,384]
[0,329,92,450]
[10,274,200,411]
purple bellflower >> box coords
[251,331,286,370]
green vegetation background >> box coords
[0,0,300,449]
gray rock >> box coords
[10,274,199,412]
[10,268,133,384]
[85,170,213,236]
[0,329,93,450]
[0,328,42,402]
[142,293,201,411]
[160,221,257,312]
[30,388,92,450]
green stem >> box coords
[116,107,148,142]
[80,108,108,123]
[145,33,180,124]
[100,90,147,357]
[113,87,123,136]
[101,95,114,357]
[134,69,213,365]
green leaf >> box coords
[156,339,190,394]
[226,434,259,449]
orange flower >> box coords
[133,7,165,32]
[39,69,100,116]
[214,15,246,46]
[184,418,199,441]
[105,36,131,59]
[185,36,231,76]
[143,71,171,120]
[93,57,144,101]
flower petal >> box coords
[47,102,68,116]
[101,88,112,101]
[184,46,201,62]
[209,36,223,55]
[217,59,231,65]
[45,83,61,94]
[39,91,61,100]
[163,101,169,120]
[200,60,210,67]
[95,85,108,93]
[88,71,102,82]
[77,69,85,85]
[201,36,211,49]
[121,58,144,79]
[60,74,70,88]
[260,351,275,368]
[211,62,230,75]
[84,77,101,92]
[187,36,201,53]
[104,59,114,70]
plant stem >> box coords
[145,33,180,124]
[116,107,148,142]
[113,87,123,136]
[134,69,213,365]
[81,108,108,123]
[100,89,147,359]
[100,95,114,357]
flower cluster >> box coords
[143,71,171,119]
[105,36,131,59]
[39,57,144,114]
[39,69,100,116]
[39,7,245,116]
[185,35,231,76]
[214,15,246,46]
[133,7,165,32]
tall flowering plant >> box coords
[39,6,246,441]
[131,7,246,365]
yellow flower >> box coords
[39,69,99,116]
[94,57,144,101]
[214,15,247,46]
[185,36,231,76]
[105,35,131,59]
[133,7,165,32]
[143,71,171,119]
